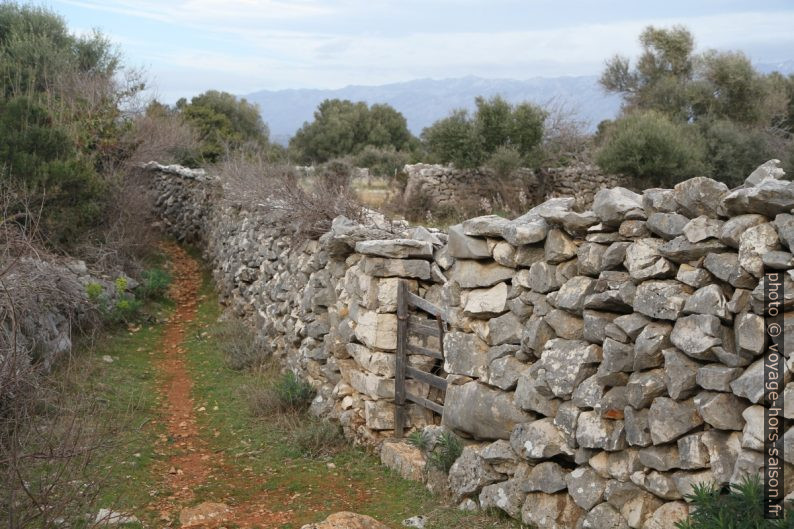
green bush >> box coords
[84,277,142,324]
[486,145,523,179]
[698,119,779,188]
[596,110,708,187]
[407,429,433,452]
[137,268,172,300]
[176,90,269,162]
[274,372,316,411]
[290,99,415,163]
[421,96,546,169]
[353,145,411,177]
[427,431,462,473]
[675,475,793,529]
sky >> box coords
[31,0,794,103]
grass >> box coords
[180,264,524,529]
[45,245,523,529]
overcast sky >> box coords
[36,0,794,102]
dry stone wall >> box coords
[149,159,794,529]
[402,162,627,212]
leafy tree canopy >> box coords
[176,90,269,162]
[422,95,546,169]
[289,99,415,163]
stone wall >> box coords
[402,162,627,213]
[149,159,794,529]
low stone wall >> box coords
[402,162,627,212]
[149,159,794,529]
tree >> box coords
[177,90,269,162]
[599,24,794,182]
[422,96,546,169]
[289,99,414,163]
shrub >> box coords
[596,110,708,187]
[215,320,266,371]
[274,371,315,411]
[486,145,523,179]
[353,145,411,177]
[427,431,462,473]
[137,268,172,300]
[675,475,793,529]
[407,429,434,452]
[289,417,345,459]
[698,118,780,188]
[220,152,364,240]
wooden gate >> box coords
[394,280,448,438]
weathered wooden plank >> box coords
[406,343,443,360]
[407,318,441,338]
[406,392,444,415]
[405,291,447,321]
[394,280,408,438]
[406,366,448,390]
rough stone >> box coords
[703,253,756,289]
[593,187,645,226]
[672,177,728,218]
[361,257,431,280]
[463,282,509,317]
[444,381,533,440]
[545,229,578,264]
[521,492,584,529]
[683,216,723,243]
[646,213,689,240]
[462,215,512,238]
[380,441,426,482]
[670,314,724,361]
[449,260,514,288]
[675,264,714,288]
[624,239,676,281]
[624,407,652,447]
[683,284,729,321]
[662,349,700,400]
[738,223,780,278]
[693,391,746,430]
[448,445,504,499]
[522,462,568,493]
[720,214,769,248]
[722,176,794,217]
[565,466,607,510]
[355,239,433,259]
[536,339,602,398]
[479,479,526,519]
[634,322,673,370]
[648,398,704,445]
[696,364,743,391]
[444,332,489,378]
[511,418,574,459]
[633,281,692,321]
[626,370,667,409]
[576,411,627,451]
[582,502,629,529]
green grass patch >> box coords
[182,265,523,529]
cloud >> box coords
[59,1,794,97]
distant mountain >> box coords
[245,75,624,145]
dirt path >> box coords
[148,243,293,528]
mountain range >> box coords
[245,61,794,145]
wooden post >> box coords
[394,280,408,438]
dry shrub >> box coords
[0,186,133,527]
[220,153,364,240]
[215,319,270,370]
[539,97,592,166]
